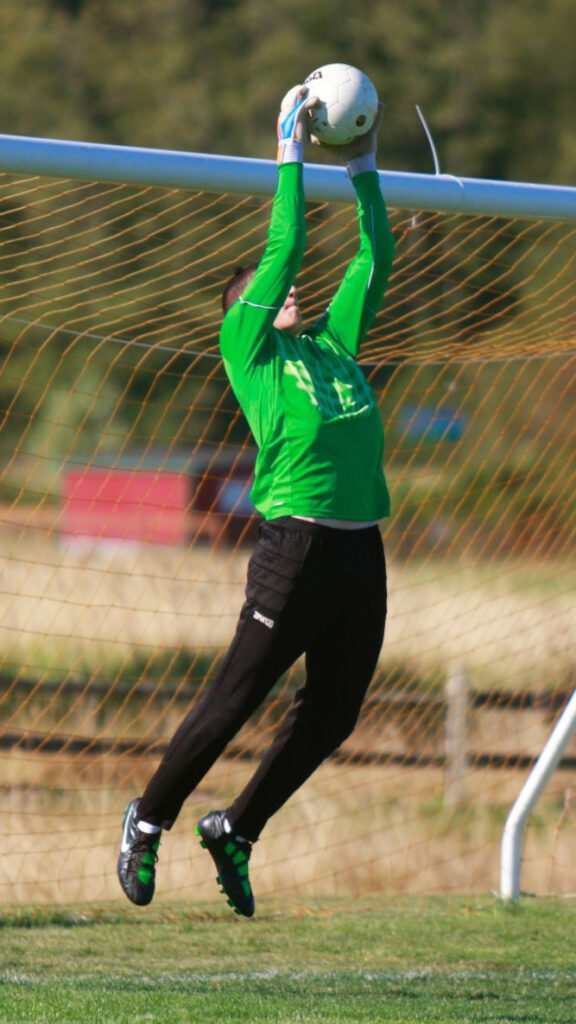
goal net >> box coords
[0,145,575,906]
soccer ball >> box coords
[304,64,379,145]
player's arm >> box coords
[313,106,395,358]
[220,87,316,368]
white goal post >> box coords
[500,688,576,901]
[0,132,576,220]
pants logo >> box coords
[253,609,275,629]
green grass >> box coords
[0,897,574,1022]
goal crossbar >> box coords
[1,132,575,221]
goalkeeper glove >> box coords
[312,102,384,178]
[277,85,317,165]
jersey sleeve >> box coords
[315,171,395,358]
[220,162,306,368]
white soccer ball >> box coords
[304,63,379,145]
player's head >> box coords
[222,266,302,334]
[273,285,302,334]
[221,265,258,314]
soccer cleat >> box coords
[117,798,161,906]
[196,810,255,918]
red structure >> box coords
[60,447,257,547]
[61,469,190,545]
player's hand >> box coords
[312,102,384,162]
[277,85,319,164]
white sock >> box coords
[137,819,161,835]
[223,813,249,844]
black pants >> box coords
[137,517,387,842]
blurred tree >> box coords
[0,0,574,180]
[0,0,574,492]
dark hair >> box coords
[221,264,258,314]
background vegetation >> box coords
[1,0,575,184]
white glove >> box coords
[277,85,318,165]
[313,102,385,177]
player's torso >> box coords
[232,327,379,446]
[275,329,375,426]
[224,326,388,521]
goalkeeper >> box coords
[118,85,395,917]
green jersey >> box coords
[220,162,395,522]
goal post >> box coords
[500,687,576,901]
[1,131,576,219]
[0,131,575,906]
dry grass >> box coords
[0,534,247,670]
[0,532,574,689]
[0,532,575,907]
[1,753,574,907]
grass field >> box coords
[0,896,574,1023]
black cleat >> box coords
[196,810,255,918]
[117,798,161,906]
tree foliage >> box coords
[0,0,573,496]
[0,0,573,183]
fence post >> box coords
[444,665,470,806]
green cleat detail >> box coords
[117,799,161,907]
[196,810,255,918]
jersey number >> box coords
[281,338,372,419]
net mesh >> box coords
[0,169,574,905]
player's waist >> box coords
[292,516,378,530]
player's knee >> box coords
[317,704,362,753]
